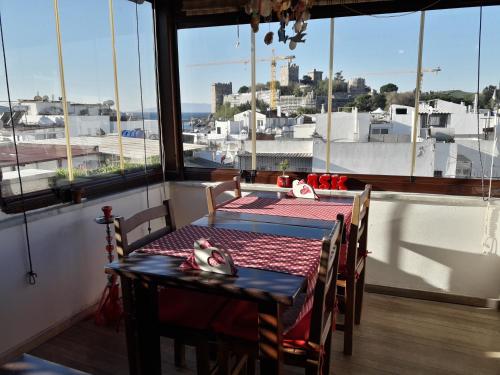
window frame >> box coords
[3,0,500,214]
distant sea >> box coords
[132,111,210,121]
[182,112,210,121]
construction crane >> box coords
[357,67,442,76]
[187,49,295,110]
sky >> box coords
[178,5,500,105]
[1,2,499,110]
[0,0,157,112]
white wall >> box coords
[315,112,371,142]
[0,183,169,358]
[368,195,500,298]
[242,139,313,154]
[312,139,445,176]
[168,182,500,300]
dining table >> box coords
[105,191,353,375]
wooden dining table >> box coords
[105,191,353,375]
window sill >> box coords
[173,180,495,208]
[0,182,168,231]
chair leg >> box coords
[344,275,356,355]
[322,328,333,375]
[196,340,211,375]
[216,345,231,375]
[245,355,256,375]
[174,339,186,368]
[355,267,366,325]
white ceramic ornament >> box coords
[292,179,318,199]
[193,239,237,275]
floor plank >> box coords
[29,293,500,374]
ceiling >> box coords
[157,0,500,28]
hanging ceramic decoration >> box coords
[264,31,274,45]
[244,0,312,50]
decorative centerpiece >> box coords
[244,0,313,50]
[181,239,237,276]
[277,159,291,187]
[291,179,319,199]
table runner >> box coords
[137,224,323,332]
[220,196,353,270]
[219,196,352,223]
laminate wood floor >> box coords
[29,293,500,375]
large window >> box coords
[177,5,500,185]
[422,6,500,180]
[0,0,159,201]
[178,24,252,169]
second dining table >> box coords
[105,191,353,375]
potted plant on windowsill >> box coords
[277,159,291,188]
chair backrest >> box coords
[114,200,175,258]
[347,184,372,270]
[205,176,242,215]
[308,214,344,349]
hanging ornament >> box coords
[260,0,272,17]
[250,12,260,32]
[236,23,240,48]
[278,23,288,43]
[264,31,274,45]
[244,0,312,48]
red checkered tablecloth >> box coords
[219,196,352,224]
[137,224,323,332]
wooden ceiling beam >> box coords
[153,0,500,29]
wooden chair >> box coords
[114,200,175,258]
[208,214,344,375]
[336,184,372,355]
[114,201,223,374]
[206,176,242,214]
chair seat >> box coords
[158,288,228,330]
[210,293,313,350]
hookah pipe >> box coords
[94,206,122,327]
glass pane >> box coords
[114,0,160,170]
[422,6,500,181]
[252,19,327,175]
[0,0,63,197]
[324,13,420,176]
[178,24,251,169]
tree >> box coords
[301,75,313,85]
[480,85,496,109]
[238,85,250,94]
[354,94,373,112]
[332,71,347,92]
[385,91,416,107]
[371,93,387,110]
[380,83,398,93]
[295,107,317,116]
[293,86,303,97]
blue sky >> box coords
[179,5,500,104]
[0,0,156,111]
[1,2,499,109]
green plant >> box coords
[278,159,289,176]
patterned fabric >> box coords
[137,224,322,332]
[219,196,352,223]
[220,196,353,273]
